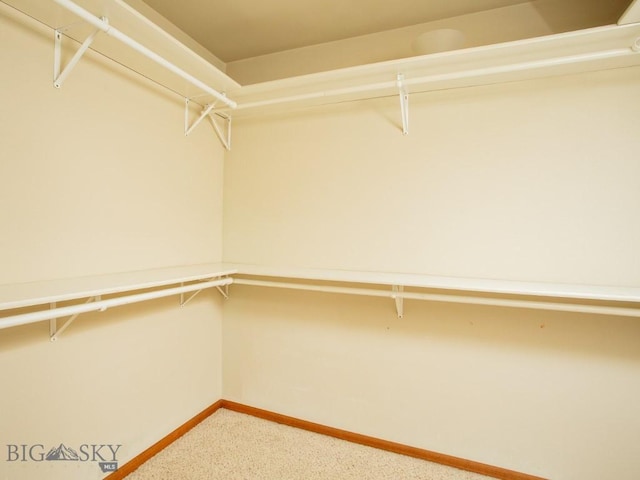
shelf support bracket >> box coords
[49,302,57,338]
[209,111,232,150]
[397,74,409,136]
[216,283,229,299]
[392,285,404,318]
[180,278,230,306]
[184,99,216,136]
[184,99,232,150]
[50,296,98,342]
[53,21,104,89]
[180,288,202,307]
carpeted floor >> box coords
[124,409,493,480]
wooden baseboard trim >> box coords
[104,399,224,480]
[105,398,546,480]
[221,400,547,480]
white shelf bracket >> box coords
[397,74,409,136]
[49,302,57,338]
[50,296,97,342]
[179,277,229,306]
[53,21,104,89]
[185,99,216,136]
[209,111,232,151]
[180,288,202,307]
[392,285,404,318]
[216,282,229,300]
[184,99,232,150]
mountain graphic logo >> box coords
[45,444,80,461]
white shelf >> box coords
[229,264,640,319]
[230,264,640,303]
[1,0,240,106]
[228,23,640,116]
[4,0,640,122]
[0,263,237,311]
[2,262,639,337]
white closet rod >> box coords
[52,0,237,109]
[234,279,640,317]
[234,46,638,111]
[0,277,233,330]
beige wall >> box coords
[224,68,640,286]
[223,287,640,480]
[223,66,640,480]
[0,4,225,479]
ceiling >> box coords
[140,0,533,62]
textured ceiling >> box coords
[140,0,532,62]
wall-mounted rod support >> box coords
[0,278,233,334]
[50,296,97,341]
[185,102,216,136]
[49,302,57,338]
[184,99,232,148]
[397,74,409,135]
[52,0,236,109]
[209,112,231,150]
[54,25,101,88]
[392,285,404,318]
[233,278,640,318]
[216,284,229,299]
[180,289,202,307]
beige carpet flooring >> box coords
[124,409,494,480]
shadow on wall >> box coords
[225,284,640,365]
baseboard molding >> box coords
[107,399,547,480]
[104,399,224,480]
[221,400,547,480]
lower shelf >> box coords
[0,263,236,339]
[229,263,640,318]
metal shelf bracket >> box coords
[397,74,409,136]
[216,282,230,299]
[50,296,98,342]
[210,111,232,150]
[179,286,201,307]
[185,99,232,150]
[53,20,104,88]
[392,285,404,318]
[179,277,230,306]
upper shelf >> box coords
[1,0,240,106]
[3,0,640,116]
[228,22,640,116]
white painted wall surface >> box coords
[0,4,225,479]
[224,68,640,286]
[223,287,640,479]
[222,66,640,479]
